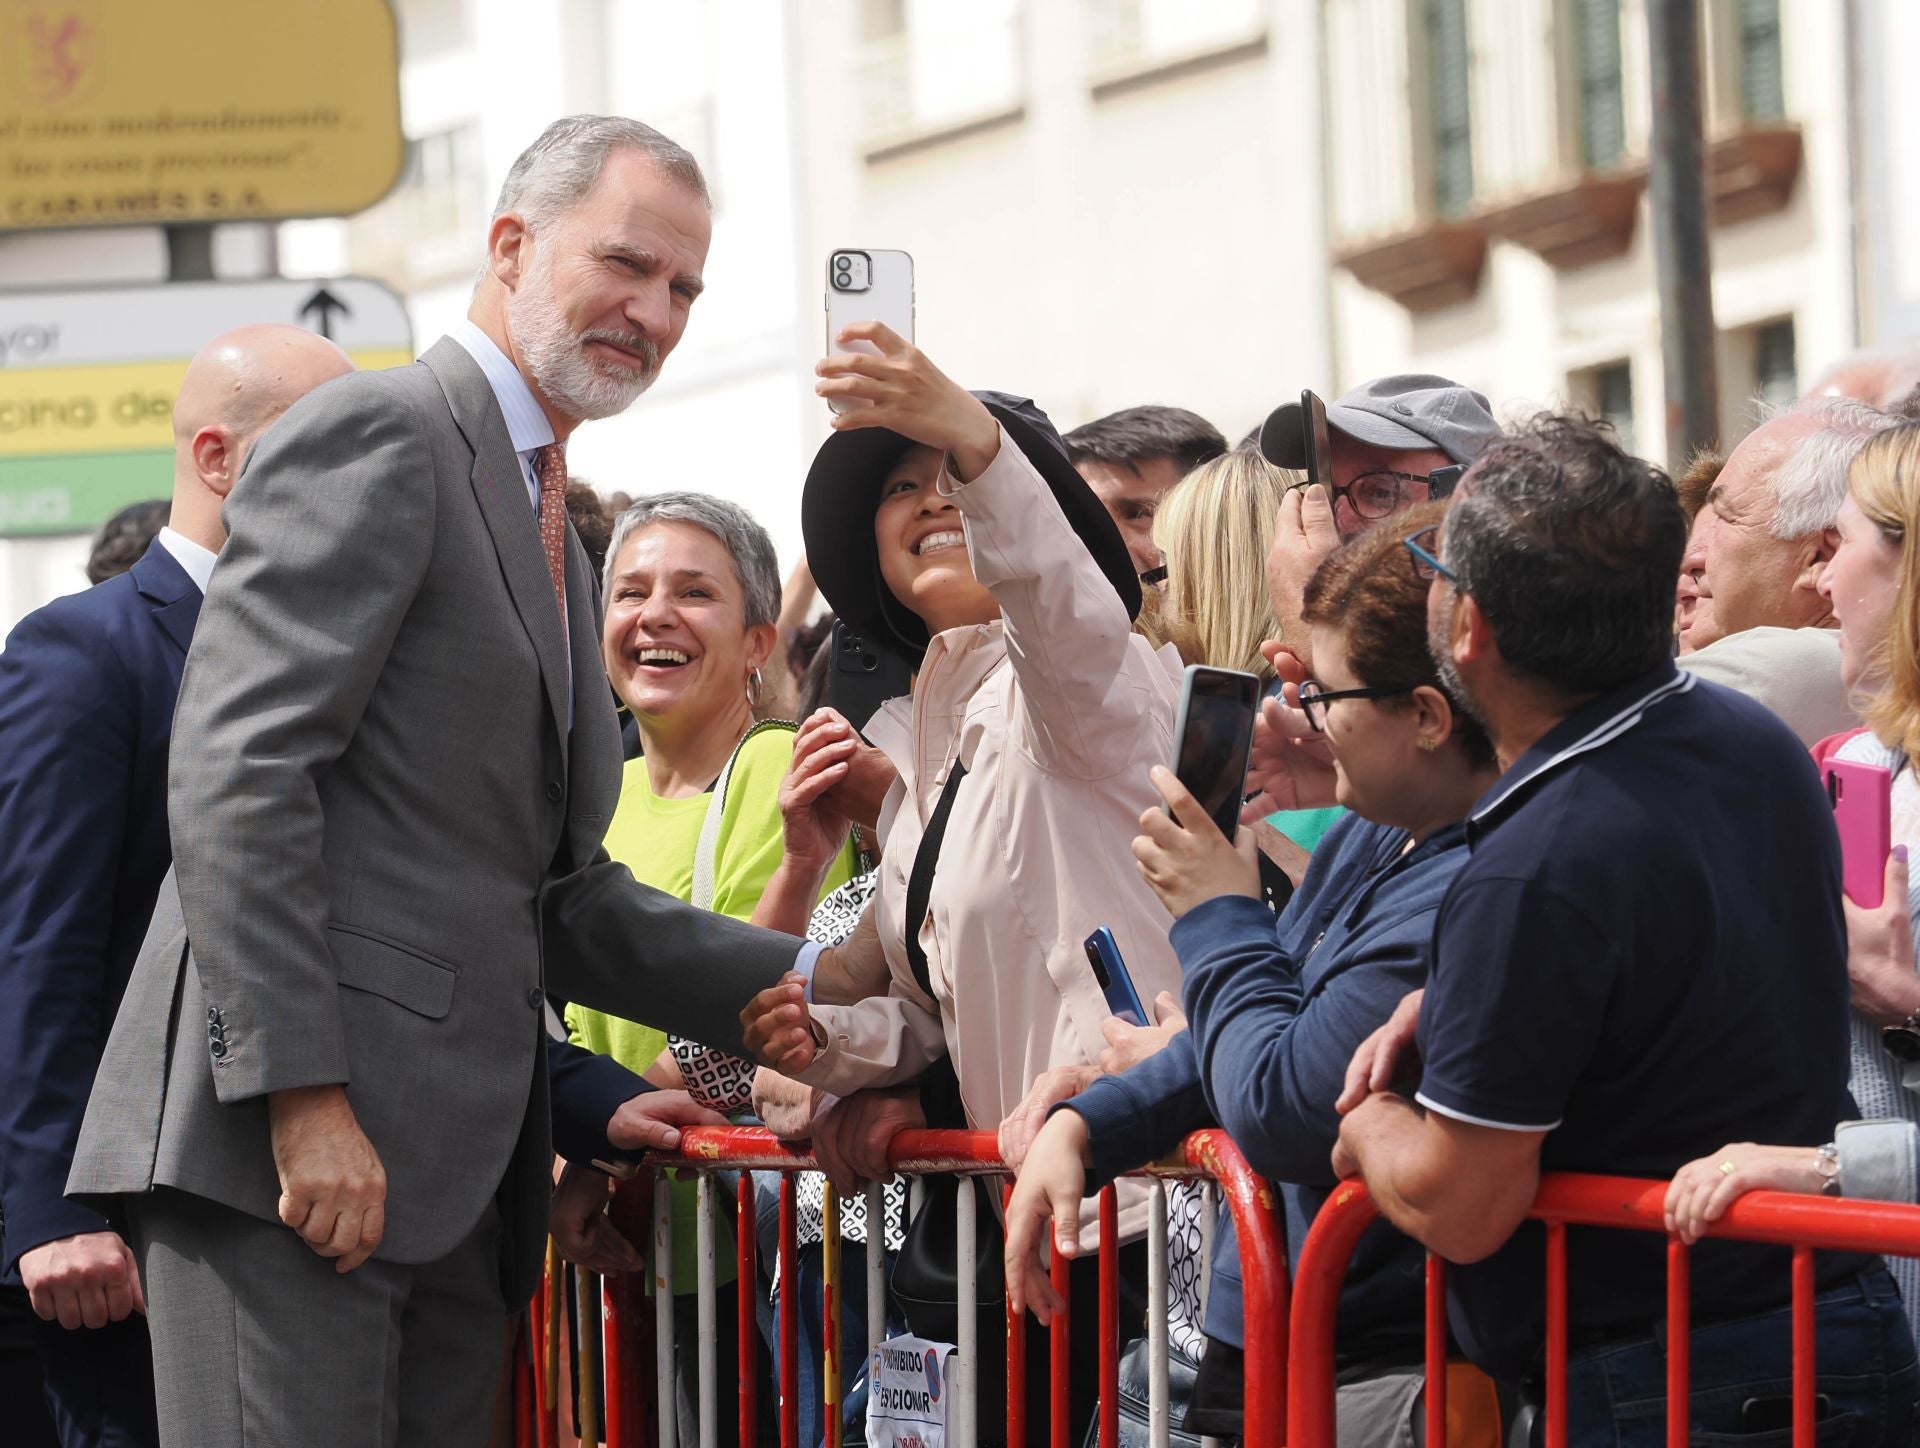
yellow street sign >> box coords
[0,0,403,231]
[0,277,412,536]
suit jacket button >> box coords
[527,987,544,1010]
[209,1040,228,1059]
[545,781,564,803]
[207,1007,220,1023]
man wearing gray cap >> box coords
[1259,374,1501,663]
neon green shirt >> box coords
[565,724,855,1290]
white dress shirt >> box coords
[449,319,555,511]
[156,527,218,596]
[447,321,571,717]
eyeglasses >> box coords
[1297,679,1417,732]
[1293,464,1467,522]
[1403,524,1455,583]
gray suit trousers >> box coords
[129,1189,504,1448]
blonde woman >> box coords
[1148,449,1327,880]
[1152,447,1289,679]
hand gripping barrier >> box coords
[516,1126,1286,1448]
[1287,1173,1920,1448]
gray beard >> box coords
[507,261,659,422]
[1428,603,1487,727]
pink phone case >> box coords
[1826,759,1893,908]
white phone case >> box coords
[825,249,914,415]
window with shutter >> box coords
[1575,0,1625,169]
[1738,0,1785,122]
[1754,319,1797,409]
[1596,362,1634,451]
[1426,0,1473,217]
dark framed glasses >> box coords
[1297,679,1417,732]
[1292,463,1467,522]
[1403,524,1455,583]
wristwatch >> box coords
[1882,1008,1920,1063]
[1814,1142,1843,1197]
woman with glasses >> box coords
[1003,500,1507,1445]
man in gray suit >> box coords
[69,116,816,1445]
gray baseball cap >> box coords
[1260,374,1500,470]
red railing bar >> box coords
[629,1127,1287,1447]
[739,1170,757,1448]
[1181,1130,1286,1444]
[660,1125,1232,1179]
[1292,1175,1920,1448]
[779,1173,798,1448]
[1666,1237,1689,1448]
[1424,1255,1447,1448]
[1099,1185,1118,1448]
[1545,1221,1568,1448]
[1793,1245,1815,1448]
[1003,1179,1027,1448]
[1528,1174,1920,1254]
[1051,1238,1071,1448]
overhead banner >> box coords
[0,0,403,230]
[0,277,412,535]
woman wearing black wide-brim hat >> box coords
[740,321,1185,1442]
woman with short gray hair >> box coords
[559,489,857,1444]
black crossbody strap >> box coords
[903,760,968,998]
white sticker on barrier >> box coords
[866,1333,958,1447]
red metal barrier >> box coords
[538,1126,1283,1446]
[1289,1172,1920,1448]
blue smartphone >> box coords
[1083,927,1148,1026]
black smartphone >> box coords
[1737,1394,1830,1434]
[1170,664,1261,837]
[1301,389,1333,493]
[826,619,912,735]
[1428,463,1466,500]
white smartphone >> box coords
[825,248,914,415]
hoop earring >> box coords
[747,668,764,710]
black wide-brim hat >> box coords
[801,390,1142,660]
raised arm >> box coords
[815,323,1145,780]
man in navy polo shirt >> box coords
[1333,413,1917,1442]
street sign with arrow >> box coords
[298,286,352,341]
[0,277,412,536]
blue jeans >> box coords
[1556,1268,1919,1448]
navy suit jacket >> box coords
[0,541,643,1284]
[0,542,197,1281]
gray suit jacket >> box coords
[68,337,802,1305]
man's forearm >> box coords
[1342,1093,1537,1264]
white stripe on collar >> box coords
[1472,669,1697,826]
[449,319,555,457]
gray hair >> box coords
[493,115,709,232]
[1768,395,1900,539]
[603,491,782,633]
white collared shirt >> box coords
[449,318,555,512]
[446,320,573,722]
[156,527,218,596]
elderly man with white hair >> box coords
[1678,397,1900,744]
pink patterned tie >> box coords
[532,442,568,615]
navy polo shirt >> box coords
[1414,662,1866,1381]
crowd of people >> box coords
[8,111,1920,1448]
